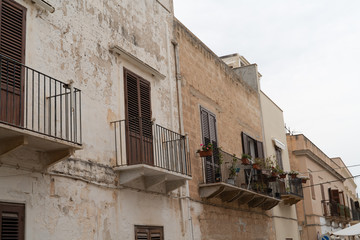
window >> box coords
[0,202,25,240]
[274,147,283,169]
[241,132,264,160]
[200,107,220,183]
[124,68,153,165]
[0,0,27,125]
[135,225,163,240]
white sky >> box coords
[173,0,360,191]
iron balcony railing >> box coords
[322,200,351,221]
[0,54,82,144]
[213,150,282,199]
[111,118,191,176]
[288,178,303,198]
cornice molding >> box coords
[293,149,345,181]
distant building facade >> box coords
[287,134,360,239]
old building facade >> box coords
[287,134,359,239]
[0,0,192,239]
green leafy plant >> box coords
[228,154,238,179]
[241,154,252,160]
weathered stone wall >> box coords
[0,0,189,239]
[175,20,275,240]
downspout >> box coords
[172,39,194,240]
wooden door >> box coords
[200,107,219,183]
[0,0,26,126]
[124,69,153,165]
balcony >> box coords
[111,119,191,193]
[322,200,351,223]
[279,178,304,205]
[199,150,281,210]
[0,54,82,167]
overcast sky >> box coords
[173,0,360,189]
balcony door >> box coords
[0,0,26,126]
[124,68,153,165]
[200,107,219,183]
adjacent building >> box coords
[287,134,360,239]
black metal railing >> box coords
[111,118,191,176]
[213,150,282,199]
[288,178,303,198]
[322,200,351,221]
[0,54,82,144]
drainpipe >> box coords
[172,39,194,240]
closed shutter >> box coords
[124,69,153,165]
[256,141,264,159]
[0,0,26,126]
[200,107,219,183]
[0,202,25,240]
[241,132,249,155]
[330,189,340,203]
[135,226,163,240]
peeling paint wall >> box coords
[0,0,189,239]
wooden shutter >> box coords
[0,0,26,126]
[330,189,340,203]
[0,202,25,240]
[124,69,153,166]
[135,226,163,240]
[241,132,249,155]
[200,107,218,183]
[256,141,264,159]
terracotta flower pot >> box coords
[271,172,278,177]
[289,174,298,179]
[301,178,307,183]
[199,149,213,157]
[279,174,287,179]
[241,157,250,165]
[252,163,261,170]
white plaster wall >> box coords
[0,167,187,240]
[17,0,179,165]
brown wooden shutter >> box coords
[200,107,219,183]
[241,132,249,155]
[331,189,340,203]
[135,226,163,240]
[124,69,153,166]
[0,0,26,126]
[256,141,264,159]
[0,202,25,240]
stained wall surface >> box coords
[175,20,276,240]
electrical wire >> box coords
[302,174,360,189]
[300,163,360,174]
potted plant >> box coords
[271,166,279,177]
[197,143,213,157]
[278,168,287,179]
[298,176,310,183]
[227,154,238,185]
[241,154,251,165]
[252,158,263,170]
[215,150,223,182]
[288,170,299,179]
